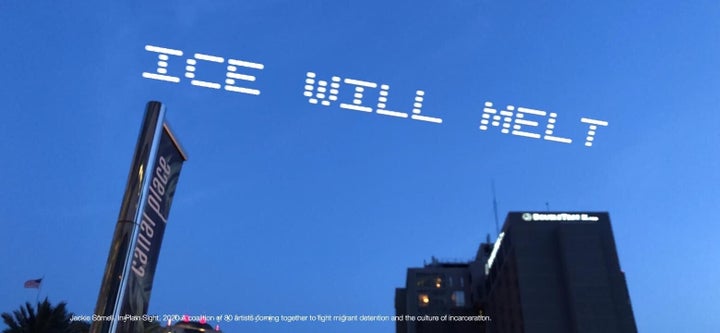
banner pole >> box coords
[91,102,164,333]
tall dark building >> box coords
[396,211,637,333]
[483,212,637,333]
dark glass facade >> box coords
[482,212,637,333]
[396,212,637,333]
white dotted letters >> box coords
[143,44,264,95]
[480,101,606,147]
[141,44,609,147]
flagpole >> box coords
[37,274,45,303]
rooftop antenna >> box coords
[545,202,550,211]
[492,180,499,236]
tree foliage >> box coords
[1,298,89,333]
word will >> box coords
[303,72,442,124]
[141,44,608,147]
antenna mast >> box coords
[492,180,499,236]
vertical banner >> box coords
[118,122,187,333]
[91,102,187,333]
[92,102,163,333]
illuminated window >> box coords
[416,274,444,288]
[452,291,465,307]
[418,294,430,307]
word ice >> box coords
[303,72,442,124]
[141,45,264,95]
[480,102,607,147]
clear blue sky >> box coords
[1,1,718,332]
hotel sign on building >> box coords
[521,212,600,222]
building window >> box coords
[451,291,465,307]
[416,274,444,289]
[418,294,430,307]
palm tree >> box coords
[1,298,89,333]
[67,321,89,333]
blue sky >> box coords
[1,1,719,332]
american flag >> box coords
[24,278,42,289]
